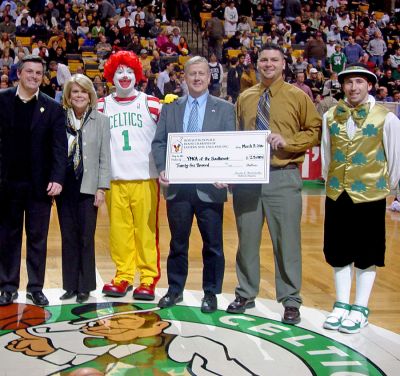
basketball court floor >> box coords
[0,185,399,375]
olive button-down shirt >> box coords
[236,79,322,167]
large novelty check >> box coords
[165,131,270,183]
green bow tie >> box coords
[334,100,370,127]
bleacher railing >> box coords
[178,18,206,58]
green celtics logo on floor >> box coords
[0,302,385,375]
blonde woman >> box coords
[57,74,110,303]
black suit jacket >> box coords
[0,87,67,199]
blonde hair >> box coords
[63,74,98,109]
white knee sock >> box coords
[334,264,353,303]
[341,266,376,327]
[354,266,376,307]
[325,265,353,323]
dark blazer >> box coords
[152,94,236,203]
[0,87,67,199]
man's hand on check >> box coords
[267,133,287,150]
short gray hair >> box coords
[184,56,210,73]
[63,74,98,109]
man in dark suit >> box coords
[152,56,235,313]
[0,55,67,306]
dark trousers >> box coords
[324,191,386,269]
[166,186,225,295]
[56,169,97,292]
[0,182,51,292]
[208,37,223,61]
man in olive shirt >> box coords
[227,44,322,324]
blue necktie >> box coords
[256,90,270,130]
[187,99,199,132]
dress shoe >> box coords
[26,291,49,306]
[201,293,217,313]
[282,306,301,325]
[226,295,255,314]
[0,291,18,306]
[133,283,155,301]
[60,290,77,300]
[158,292,183,308]
[76,292,90,304]
[102,280,132,297]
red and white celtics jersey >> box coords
[98,92,161,180]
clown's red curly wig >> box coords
[103,51,144,83]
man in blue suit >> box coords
[0,55,67,306]
[152,56,235,313]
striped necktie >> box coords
[187,99,199,132]
[256,90,270,130]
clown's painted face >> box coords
[113,64,136,97]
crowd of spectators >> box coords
[0,0,400,108]
[202,0,400,109]
[0,0,194,100]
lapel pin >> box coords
[212,109,216,112]
[40,107,45,113]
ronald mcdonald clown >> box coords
[98,51,161,300]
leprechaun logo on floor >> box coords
[0,302,385,375]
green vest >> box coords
[326,103,390,203]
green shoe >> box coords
[339,305,369,334]
[323,301,352,330]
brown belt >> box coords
[270,163,298,171]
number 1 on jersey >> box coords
[121,130,132,151]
